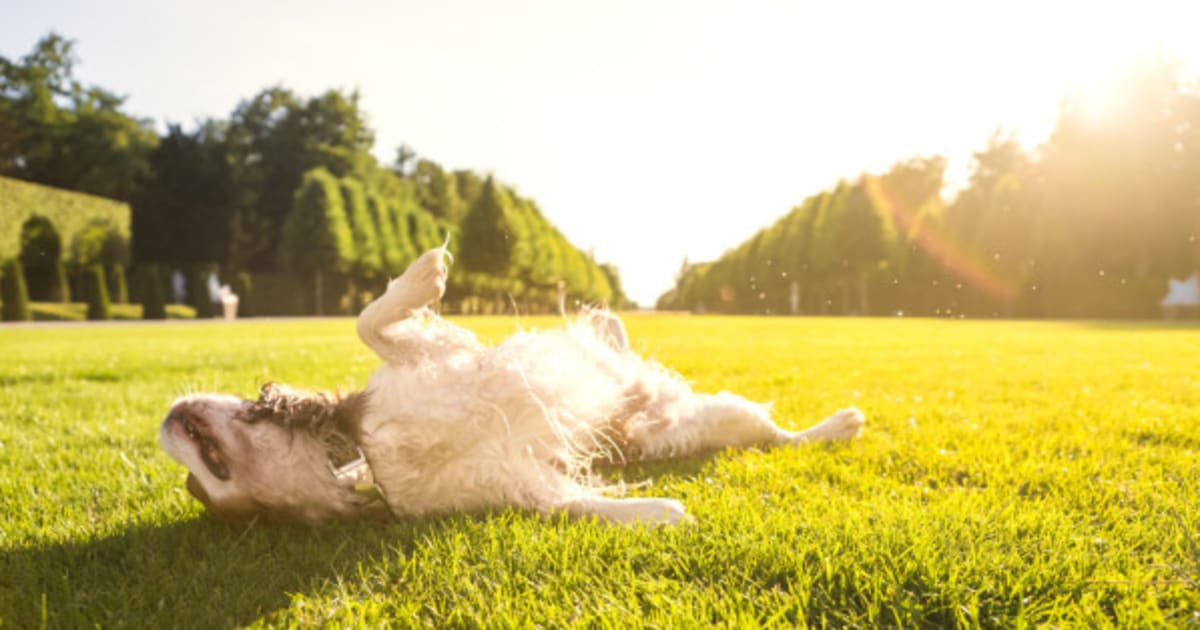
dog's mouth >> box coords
[186,473,214,508]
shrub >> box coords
[109,263,129,304]
[1,259,32,321]
[83,264,111,320]
[137,265,167,320]
[0,176,131,265]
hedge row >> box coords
[0,176,130,263]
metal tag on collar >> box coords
[329,448,384,500]
[330,448,372,485]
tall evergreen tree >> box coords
[340,177,383,279]
[279,168,356,314]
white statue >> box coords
[1162,273,1199,307]
[1162,273,1200,319]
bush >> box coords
[0,176,130,265]
[83,264,111,320]
[1,259,32,321]
[137,265,167,320]
[109,263,129,304]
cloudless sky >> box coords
[3,0,1198,305]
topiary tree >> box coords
[108,263,129,304]
[83,264,111,320]
[340,178,383,280]
[279,168,356,315]
[138,265,167,320]
[1,259,32,321]
[367,191,404,276]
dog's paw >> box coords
[622,498,694,527]
[791,406,865,444]
[826,407,866,439]
[386,248,449,308]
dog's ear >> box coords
[239,381,368,463]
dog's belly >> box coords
[358,331,639,516]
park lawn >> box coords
[28,302,197,321]
[0,315,1198,627]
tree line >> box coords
[1,34,624,318]
[658,57,1200,318]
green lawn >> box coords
[28,302,197,321]
[1,316,1198,627]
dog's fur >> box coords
[161,248,865,525]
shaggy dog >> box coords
[161,248,866,526]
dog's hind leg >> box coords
[357,248,480,365]
[626,392,865,460]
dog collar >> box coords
[329,447,384,500]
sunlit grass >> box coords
[1,315,1198,627]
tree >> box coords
[460,176,515,275]
[367,191,404,275]
[223,87,375,270]
[0,33,156,200]
[132,122,235,267]
[411,159,467,223]
[340,177,382,279]
[279,168,356,314]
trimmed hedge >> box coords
[1,259,32,321]
[83,264,111,320]
[109,263,129,304]
[19,214,70,301]
[0,176,130,263]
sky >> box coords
[3,0,1199,305]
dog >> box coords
[160,247,866,526]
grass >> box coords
[1,315,1198,627]
[28,302,197,321]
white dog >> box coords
[160,248,865,526]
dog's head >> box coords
[159,383,386,524]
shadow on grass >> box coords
[1,457,726,628]
[600,454,717,484]
[0,516,463,629]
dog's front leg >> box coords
[357,247,464,365]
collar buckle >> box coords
[329,447,384,500]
